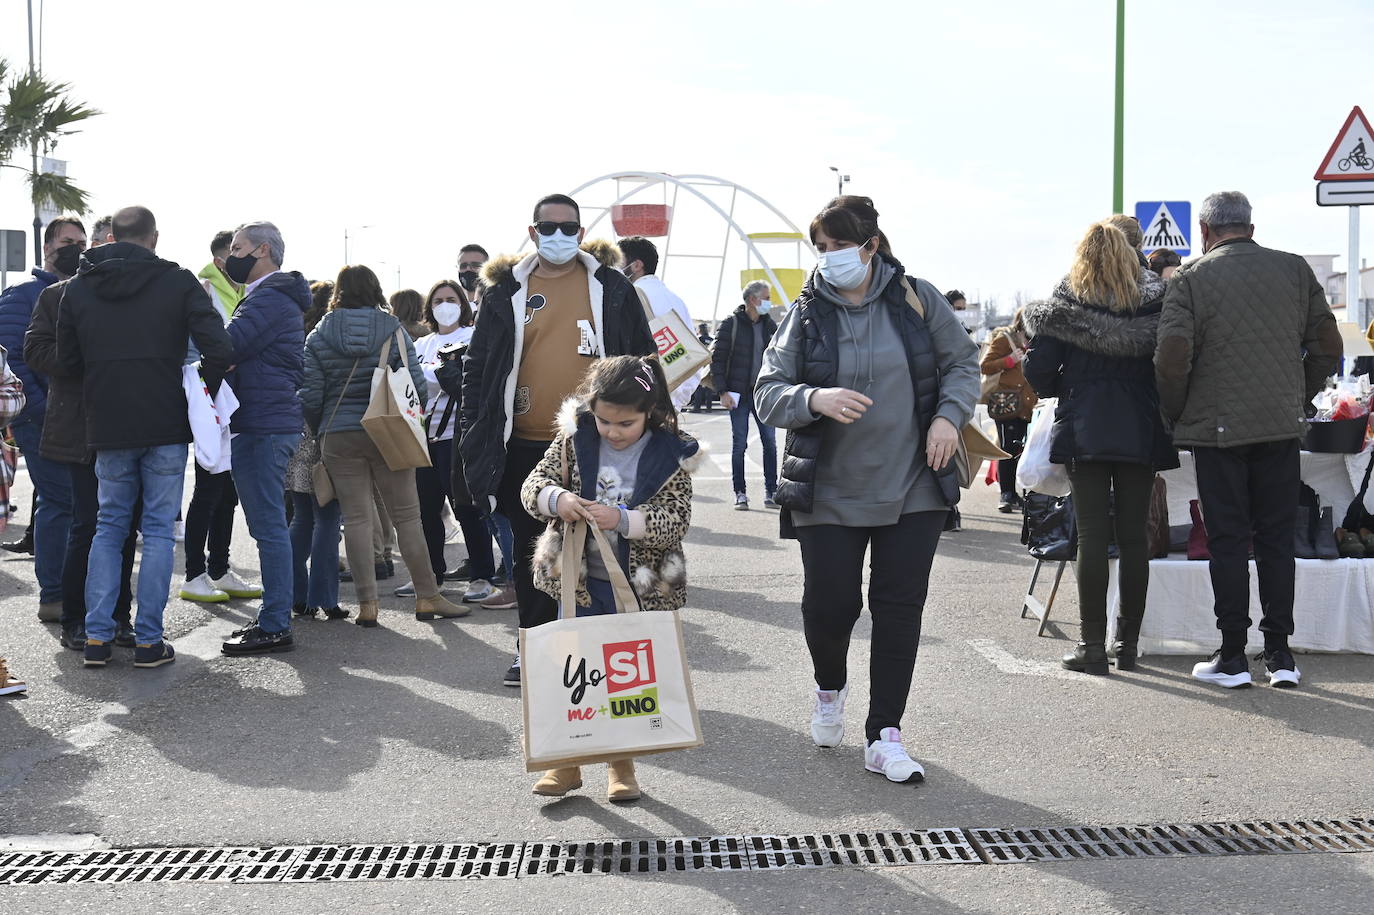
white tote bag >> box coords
[649,310,710,393]
[182,365,239,473]
[1016,400,1071,497]
[360,329,431,471]
[520,522,704,772]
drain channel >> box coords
[1,819,1369,885]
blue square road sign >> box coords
[1134,201,1191,256]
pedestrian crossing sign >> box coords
[1134,201,1191,256]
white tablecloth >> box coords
[1106,558,1374,655]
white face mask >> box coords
[756,300,772,315]
[537,231,581,265]
[817,243,872,291]
[433,302,463,327]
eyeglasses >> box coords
[534,221,580,237]
[458,260,485,270]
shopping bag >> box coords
[1016,402,1070,497]
[650,310,710,392]
[361,329,431,471]
[520,521,703,772]
[182,365,238,473]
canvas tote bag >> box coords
[361,329,431,471]
[650,310,711,392]
[520,521,704,772]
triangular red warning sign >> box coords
[1315,106,1374,181]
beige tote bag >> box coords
[361,329,432,471]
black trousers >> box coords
[1067,461,1154,643]
[62,460,136,630]
[995,419,1028,495]
[1193,440,1299,646]
[496,438,558,630]
[183,464,237,581]
[795,510,945,743]
[416,438,455,582]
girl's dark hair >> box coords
[388,288,426,328]
[330,265,387,310]
[305,280,333,332]
[424,279,474,329]
[810,194,893,257]
[578,355,677,434]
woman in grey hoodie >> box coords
[755,197,979,785]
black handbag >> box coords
[1021,492,1078,561]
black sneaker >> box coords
[503,654,521,688]
[763,493,779,509]
[1191,649,1252,688]
[133,641,176,668]
[113,623,136,649]
[60,627,87,651]
[222,625,295,656]
[376,560,395,581]
[1,528,34,554]
[293,603,319,619]
[338,567,354,582]
[83,641,112,667]
[1260,648,1301,688]
[452,559,474,581]
[322,606,349,620]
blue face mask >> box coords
[817,241,873,291]
[537,231,580,265]
[756,301,773,315]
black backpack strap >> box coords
[1343,450,1374,531]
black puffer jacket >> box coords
[459,244,654,509]
[57,243,232,451]
[23,279,89,463]
[709,304,777,396]
[1022,269,1179,470]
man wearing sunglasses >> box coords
[460,193,654,687]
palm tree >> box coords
[0,57,100,261]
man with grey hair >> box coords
[709,280,779,509]
[1156,190,1342,690]
[219,221,310,656]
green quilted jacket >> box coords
[1155,237,1342,448]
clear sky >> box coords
[2,0,1372,320]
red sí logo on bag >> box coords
[602,640,656,694]
[653,326,678,356]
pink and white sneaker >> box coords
[810,686,848,747]
[864,727,925,783]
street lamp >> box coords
[828,166,850,197]
[343,224,374,264]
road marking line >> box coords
[966,639,1107,685]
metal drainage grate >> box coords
[3,819,1372,885]
[285,843,521,881]
[747,830,979,870]
[522,837,749,876]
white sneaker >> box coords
[810,686,848,747]
[180,573,230,604]
[394,580,416,597]
[864,727,926,783]
[173,520,185,542]
[210,570,262,599]
[464,579,495,602]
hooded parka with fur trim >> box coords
[459,240,655,509]
[520,398,703,613]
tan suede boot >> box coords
[415,594,471,621]
[354,601,379,629]
[532,767,582,797]
[607,759,641,802]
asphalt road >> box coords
[2,409,1372,913]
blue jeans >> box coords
[559,576,618,618]
[85,444,187,644]
[12,418,73,604]
[231,432,300,634]
[290,492,341,610]
[729,388,777,498]
[485,511,514,581]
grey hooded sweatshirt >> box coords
[755,262,979,527]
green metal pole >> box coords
[1113,0,1125,214]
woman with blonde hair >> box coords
[1022,221,1177,674]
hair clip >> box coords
[636,362,655,391]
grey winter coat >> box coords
[299,306,428,435]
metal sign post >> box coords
[1351,207,1362,328]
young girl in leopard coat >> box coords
[520,355,703,803]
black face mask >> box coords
[223,251,258,285]
[458,271,479,292]
[52,243,83,278]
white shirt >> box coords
[633,274,700,408]
[243,269,280,298]
[414,326,474,442]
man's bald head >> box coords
[112,206,158,250]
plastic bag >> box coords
[1016,403,1071,497]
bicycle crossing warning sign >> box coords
[1314,106,1374,181]
[1135,201,1191,256]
